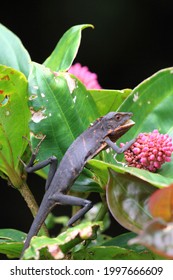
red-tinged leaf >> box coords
[129,218,173,259]
[106,168,155,234]
[148,184,173,222]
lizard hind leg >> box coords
[51,193,93,226]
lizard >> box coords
[20,111,135,258]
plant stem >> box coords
[18,181,49,236]
[94,194,108,222]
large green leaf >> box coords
[28,62,101,191]
[0,24,31,77]
[0,65,30,186]
[118,68,173,138]
[44,24,93,71]
[116,68,173,169]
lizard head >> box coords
[102,112,135,142]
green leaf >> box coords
[88,159,173,188]
[0,65,30,186]
[89,89,131,115]
[44,24,94,71]
[73,245,158,260]
[85,69,173,192]
[0,229,26,258]
[0,24,31,77]
[28,63,102,191]
[71,168,103,193]
[118,68,173,137]
[116,68,173,171]
[101,232,156,255]
[0,228,26,243]
[23,222,101,259]
[106,169,154,233]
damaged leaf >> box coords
[23,222,101,260]
[0,65,30,186]
[28,63,101,192]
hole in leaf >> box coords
[0,95,10,107]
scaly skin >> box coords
[20,112,135,258]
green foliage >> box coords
[44,24,94,71]
[0,229,26,259]
[0,23,173,260]
[89,89,131,115]
[0,24,31,78]
[22,222,101,260]
[0,65,30,186]
[28,63,99,164]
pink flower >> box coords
[121,130,173,172]
[68,63,102,89]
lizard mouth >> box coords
[122,119,135,128]
[109,119,135,142]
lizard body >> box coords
[21,112,135,257]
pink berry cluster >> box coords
[68,63,102,89]
[121,130,173,172]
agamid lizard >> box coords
[20,111,135,258]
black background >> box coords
[0,0,173,246]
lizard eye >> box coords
[115,114,122,121]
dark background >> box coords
[0,0,173,246]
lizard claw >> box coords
[18,135,46,168]
[22,135,46,155]
[17,156,27,167]
[33,135,46,155]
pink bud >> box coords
[165,151,172,157]
[154,161,161,168]
[126,157,133,162]
[148,142,154,147]
[133,148,141,154]
[152,149,158,154]
[142,146,149,152]
[165,157,171,162]
[157,156,162,162]
[140,157,147,163]
[149,155,155,161]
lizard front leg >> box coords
[19,136,58,191]
[105,137,136,154]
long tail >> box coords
[20,194,53,259]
